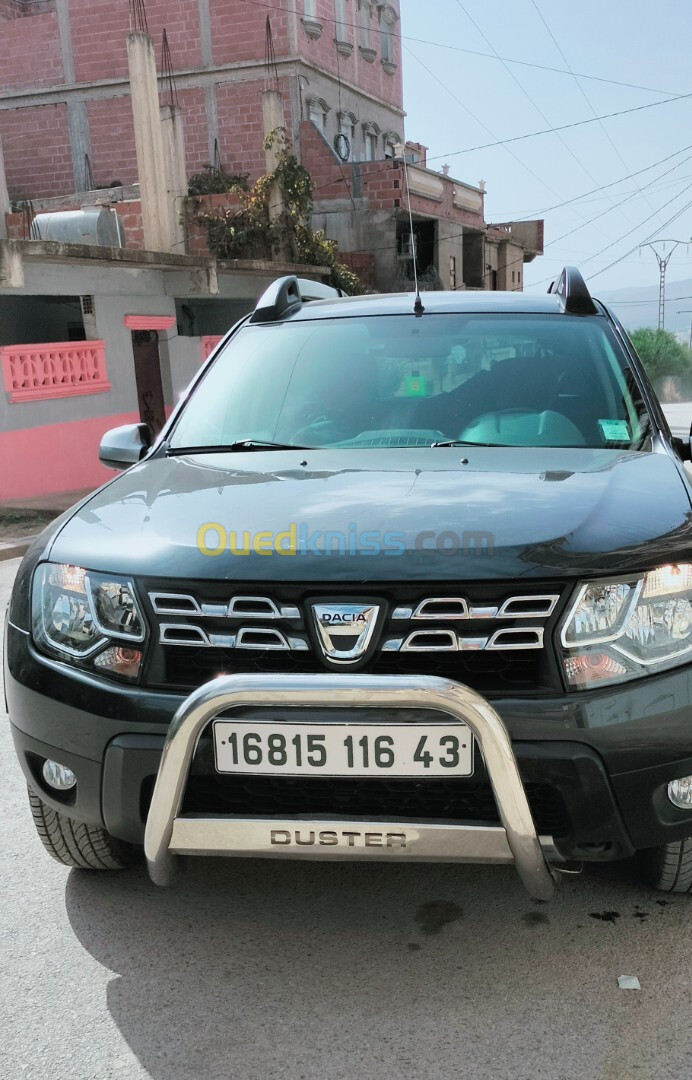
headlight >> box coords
[32,563,146,679]
[560,564,692,689]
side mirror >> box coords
[99,423,152,470]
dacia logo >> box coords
[320,611,368,625]
[311,602,380,664]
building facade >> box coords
[0,0,404,200]
[0,0,542,293]
[0,237,329,500]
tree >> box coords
[628,327,692,384]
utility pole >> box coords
[678,310,692,350]
[640,239,691,330]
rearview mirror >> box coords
[99,423,152,470]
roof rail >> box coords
[548,266,598,315]
[250,275,341,323]
[296,278,343,302]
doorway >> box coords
[131,330,166,436]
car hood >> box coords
[49,447,692,582]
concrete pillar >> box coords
[204,85,219,163]
[262,89,284,223]
[67,101,94,193]
[160,104,188,252]
[0,242,24,288]
[127,31,173,253]
[0,138,10,240]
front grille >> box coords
[141,580,565,695]
[175,774,568,837]
[159,646,541,695]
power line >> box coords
[234,0,682,98]
[529,0,651,220]
[429,89,692,165]
[555,189,692,285]
[452,0,624,234]
[492,144,692,222]
[403,44,581,209]
[546,147,692,248]
[608,295,692,306]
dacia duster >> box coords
[6,268,692,899]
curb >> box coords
[0,537,36,563]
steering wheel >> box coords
[291,418,351,446]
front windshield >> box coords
[169,312,649,451]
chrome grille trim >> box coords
[149,592,300,620]
[160,624,309,651]
[151,594,202,616]
[392,594,559,622]
[402,629,459,652]
[228,596,300,620]
[236,627,290,651]
[487,628,544,651]
[160,623,212,647]
[411,598,470,620]
[152,589,555,657]
[497,595,559,619]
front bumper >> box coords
[142,673,557,898]
[7,621,692,888]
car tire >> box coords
[642,838,692,893]
[28,787,138,870]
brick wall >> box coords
[339,250,375,289]
[301,119,401,208]
[215,79,271,181]
[0,0,54,19]
[0,104,73,200]
[68,0,203,84]
[209,0,289,65]
[299,0,403,110]
[0,10,62,90]
[86,97,138,189]
[0,0,405,210]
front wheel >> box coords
[642,838,692,893]
[28,788,139,870]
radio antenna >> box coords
[395,144,424,317]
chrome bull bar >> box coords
[144,674,558,900]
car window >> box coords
[169,313,650,450]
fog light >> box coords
[42,759,77,791]
[668,776,692,809]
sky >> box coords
[399,0,692,298]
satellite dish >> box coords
[334,133,351,162]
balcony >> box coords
[1,341,110,403]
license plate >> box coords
[212,721,474,777]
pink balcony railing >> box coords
[1,341,111,403]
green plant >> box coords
[629,327,692,384]
[196,137,365,295]
[188,164,250,196]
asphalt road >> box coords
[2,557,692,1080]
[662,402,692,437]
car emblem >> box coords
[311,603,380,665]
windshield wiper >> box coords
[431,439,503,448]
[168,440,313,455]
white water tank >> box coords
[30,207,125,248]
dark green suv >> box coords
[6,268,692,898]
